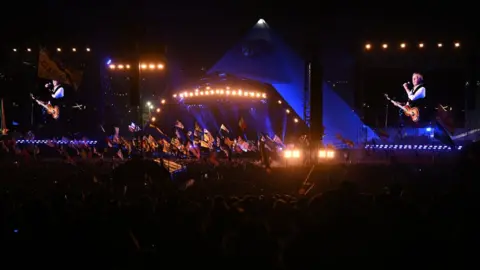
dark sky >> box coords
[4,1,476,61]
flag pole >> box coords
[1,98,7,135]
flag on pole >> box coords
[239,117,247,131]
[0,99,7,135]
[38,49,83,90]
[194,121,202,132]
[175,120,184,129]
[220,124,230,133]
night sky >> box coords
[1,1,477,128]
[3,1,475,70]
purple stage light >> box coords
[364,144,462,151]
[16,140,98,145]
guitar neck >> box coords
[35,99,50,110]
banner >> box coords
[38,49,82,90]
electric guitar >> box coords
[31,94,60,120]
[384,94,420,122]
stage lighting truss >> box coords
[108,63,165,70]
[173,88,267,100]
[364,42,460,50]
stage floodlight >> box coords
[156,108,161,113]
[294,118,299,123]
[151,117,156,122]
[109,64,115,69]
[161,99,166,104]
[126,65,130,69]
[12,48,16,52]
[419,43,424,48]
[27,48,31,52]
[284,149,300,159]
[382,44,388,49]
[319,149,335,159]
[146,101,151,106]
[72,48,76,52]
[400,43,406,48]
[57,48,61,52]
[286,109,290,114]
[118,65,124,69]
[454,42,460,47]
[278,100,282,104]
[157,64,164,69]
[365,44,371,50]
[438,43,443,48]
[149,64,155,69]
[140,64,147,69]
[86,48,90,52]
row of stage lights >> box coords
[173,88,267,99]
[365,144,463,151]
[108,63,165,70]
[283,149,335,159]
[365,42,460,50]
[12,48,91,52]
[149,88,301,125]
[16,140,98,145]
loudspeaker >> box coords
[309,58,324,143]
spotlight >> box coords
[382,44,388,49]
[419,43,424,48]
[365,44,371,50]
[400,43,406,48]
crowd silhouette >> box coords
[0,141,479,268]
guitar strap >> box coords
[412,84,424,95]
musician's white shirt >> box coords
[407,86,426,101]
[52,86,64,99]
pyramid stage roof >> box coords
[208,19,376,144]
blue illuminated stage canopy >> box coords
[208,19,376,145]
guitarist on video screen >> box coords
[399,73,426,125]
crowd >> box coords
[0,140,479,268]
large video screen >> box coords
[361,67,466,127]
[1,47,96,138]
